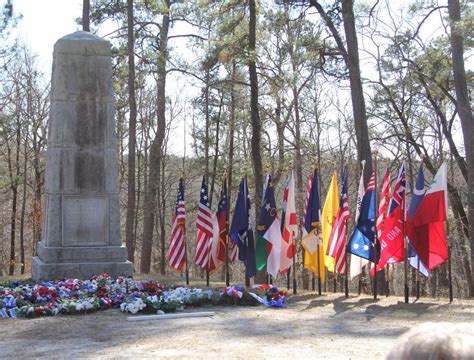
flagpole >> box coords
[224,173,230,286]
[448,245,453,303]
[345,243,349,298]
[373,154,378,301]
[292,238,297,294]
[244,174,251,288]
[416,258,421,299]
[404,170,409,304]
[184,229,190,286]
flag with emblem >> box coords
[169,178,186,271]
[348,171,378,262]
[257,175,283,278]
[350,161,369,279]
[322,172,339,272]
[327,167,350,274]
[407,163,448,270]
[374,163,406,273]
[302,168,325,283]
[407,166,429,276]
[194,176,214,270]
[230,177,257,278]
[280,171,298,275]
[376,169,391,239]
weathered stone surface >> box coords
[32,31,133,280]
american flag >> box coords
[376,169,391,239]
[388,163,406,213]
[327,167,350,274]
[168,178,186,271]
[194,176,214,269]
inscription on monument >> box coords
[62,196,108,246]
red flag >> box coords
[374,164,406,274]
[407,163,448,270]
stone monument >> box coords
[32,31,133,280]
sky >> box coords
[4,0,468,159]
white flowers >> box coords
[120,298,146,314]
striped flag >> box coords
[169,178,186,271]
[327,167,350,274]
[376,169,391,239]
[194,176,214,270]
[209,178,228,273]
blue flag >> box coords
[230,177,257,278]
[407,166,429,276]
[304,168,321,234]
[349,171,378,262]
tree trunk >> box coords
[448,0,474,297]
[82,0,90,32]
[248,0,265,284]
[125,0,137,263]
[19,134,27,274]
[140,0,170,273]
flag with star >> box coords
[348,171,379,262]
[194,175,214,270]
[168,178,186,271]
[407,166,429,276]
[256,175,283,278]
[209,177,228,273]
[230,177,257,278]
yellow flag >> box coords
[321,172,339,272]
[303,231,325,283]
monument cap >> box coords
[54,31,111,56]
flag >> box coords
[327,167,350,274]
[348,171,378,262]
[280,172,298,275]
[257,175,283,278]
[194,176,214,270]
[302,168,325,282]
[407,166,429,276]
[256,176,271,271]
[376,169,391,239]
[350,162,369,279]
[374,163,406,273]
[407,163,448,270]
[322,172,339,272]
[209,178,228,273]
[230,177,257,278]
[169,178,186,271]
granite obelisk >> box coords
[32,31,133,280]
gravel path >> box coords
[1,294,473,359]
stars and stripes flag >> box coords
[194,176,214,270]
[374,163,406,274]
[327,167,350,274]
[168,178,186,271]
[376,169,391,239]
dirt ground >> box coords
[1,293,473,359]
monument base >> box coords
[32,242,133,280]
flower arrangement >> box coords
[0,276,288,319]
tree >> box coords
[125,0,138,264]
[448,0,474,297]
